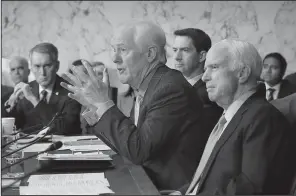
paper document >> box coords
[37,152,112,161]
[60,144,111,151]
[51,135,98,143]
[20,173,114,195]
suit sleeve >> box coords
[225,106,294,194]
[92,83,195,164]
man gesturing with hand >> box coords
[61,20,210,191]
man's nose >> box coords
[202,69,210,82]
[174,50,182,61]
[112,52,122,64]
[40,67,46,75]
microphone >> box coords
[1,127,46,149]
[2,141,63,171]
[1,112,65,149]
[1,126,54,159]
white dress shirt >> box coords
[38,82,55,103]
[187,73,203,86]
[264,82,281,100]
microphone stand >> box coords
[2,141,63,171]
[1,112,64,159]
[1,112,64,149]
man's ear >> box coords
[147,46,157,63]
[199,51,207,63]
[238,65,251,83]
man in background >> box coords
[172,28,223,133]
[4,43,82,135]
[9,56,30,85]
[61,21,210,190]
[260,52,296,101]
[2,56,30,110]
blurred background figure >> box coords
[260,52,296,101]
[285,72,296,86]
[172,28,223,133]
[9,56,30,85]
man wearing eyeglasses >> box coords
[3,43,82,135]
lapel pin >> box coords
[55,92,59,95]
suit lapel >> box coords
[48,76,62,105]
[193,79,204,89]
[197,94,259,192]
[30,81,40,99]
[137,65,168,126]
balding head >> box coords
[110,20,167,89]
[9,56,30,85]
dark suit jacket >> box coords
[4,76,82,135]
[91,65,210,190]
[1,85,14,116]
[193,80,223,133]
[258,79,296,99]
[179,91,296,195]
[285,72,296,86]
[272,92,296,128]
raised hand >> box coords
[60,59,111,108]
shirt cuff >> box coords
[82,100,115,126]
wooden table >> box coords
[2,143,159,195]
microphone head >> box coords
[45,141,63,152]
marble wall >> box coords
[2,1,296,86]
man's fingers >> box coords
[62,72,82,87]
[70,66,89,85]
[68,93,87,106]
[102,68,110,86]
[60,82,78,93]
[81,59,97,81]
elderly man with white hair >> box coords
[169,39,296,195]
[61,20,209,190]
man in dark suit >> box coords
[172,28,223,133]
[169,39,296,195]
[3,43,82,135]
[285,72,296,86]
[61,21,210,190]
[260,52,296,101]
[272,92,296,128]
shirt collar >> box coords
[265,82,281,92]
[134,63,162,98]
[224,89,256,123]
[187,73,203,86]
[38,78,56,95]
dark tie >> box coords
[267,88,275,101]
[40,90,48,103]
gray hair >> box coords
[29,42,59,62]
[119,20,167,63]
[214,39,262,81]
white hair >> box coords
[118,20,167,63]
[213,39,262,81]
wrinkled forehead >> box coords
[110,26,135,47]
[10,58,28,68]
